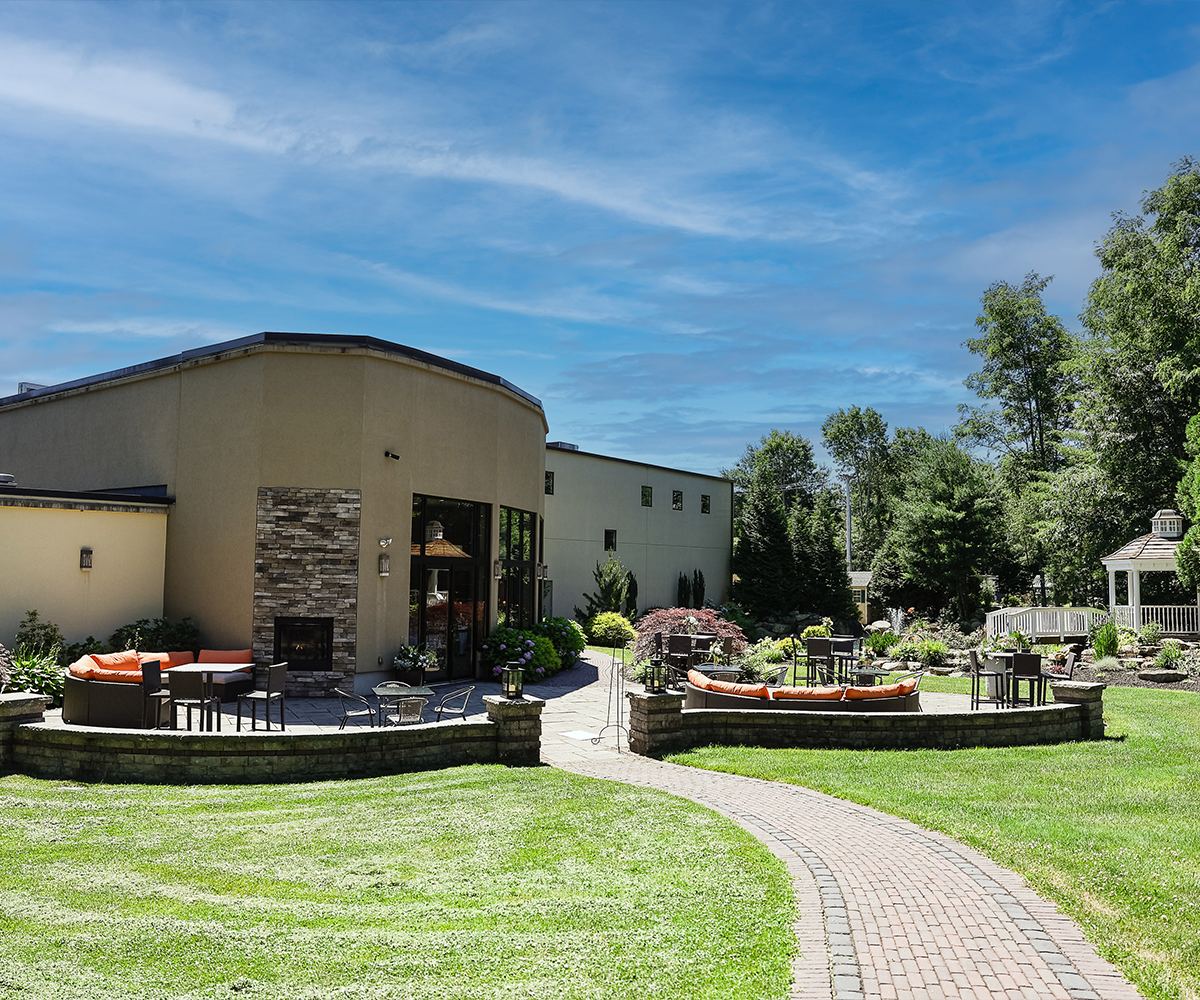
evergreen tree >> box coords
[807,491,860,623]
[731,466,797,621]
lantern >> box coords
[646,656,668,694]
[501,662,525,700]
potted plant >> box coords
[393,645,437,686]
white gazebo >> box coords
[1101,508,1199,634]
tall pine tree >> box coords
[731,467,797,621]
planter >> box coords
[395,668,426,687]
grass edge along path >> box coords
[668,684,1200,1000]
[0,764,796,1000]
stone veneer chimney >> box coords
[253,487,361,697]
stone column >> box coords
[0,692,50,770]
[1049,681,1106,740]
[484,695,544,765]
[626,690,685,757]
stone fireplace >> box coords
[253,487,360,696]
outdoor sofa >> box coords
[683,668,923,712]
[62,648,256,728]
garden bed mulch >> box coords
[1071,664,1199,690]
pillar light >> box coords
[646,656,667,694]
[501,662,525,699]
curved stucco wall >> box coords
[0,340,547,680]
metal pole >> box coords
[840,475,852,569]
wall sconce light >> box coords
[379,537,392,548]
[80,547,93,571]
[384,450,401,460]
[493,560,502,580]
[535,563,543,579]
[378,553,390,577]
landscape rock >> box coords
[1137,668,1189,683]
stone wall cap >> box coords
[0,691,52,716]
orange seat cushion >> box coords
[142,651,194,668]
[199,649,253,663]
[686,670,769,699]
[90,650,141,670]
[168,650,195,666]
[89,667,144,683]
[771,685,844,700]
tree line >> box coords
[727,157,1200,627]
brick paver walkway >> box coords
[541,654,1145,1000]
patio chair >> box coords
[382,696,427,726]
[763,662,791,687]
[804,637,834,685]
[665,634,693,689]
[969,649,1008,710]
[170,669,221,732]
[236,662,287,731]
[140,659,173,729]
[333,688,375,729]
[1041,650,1077,688]
[434,685,475,721]
[1009,652,1045,707]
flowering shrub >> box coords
[394,645,438,672]
[587,612,637,647]
[632,607,748,663]
[480,627,560,682]
[533,616,587,668]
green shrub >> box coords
[1092,615,1120,659]
[587,612,637,648]
[890,638,923,662]
[1139,620,1163,645]
[1092,655,1122,672]
[917,638,949,669]
[14,610,64,658]
[800,617,833,639]
[864,630,900,656]
[533,617,587,668]
[1154,639,1184,669]
[8,647,65,707]
[108,617,200,654]
[479,627,560,681]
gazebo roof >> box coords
[1101,531,1181,568]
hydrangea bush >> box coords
[480,627,560,682]
[532,616,587,668]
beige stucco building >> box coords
[0,334,547,693]
[542,443,732,617]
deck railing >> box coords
[989,604,1200,639]
[985,607,1100,641]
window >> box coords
[499,505,539,629]
[853,589,866,603]
[672,490,683,511]
[700,493,711,514]
[545,471,555,495]
[604,529,617,551]
[641,485,652,507]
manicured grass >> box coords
[0,765,795,1000]
[586,644,634,666]
[669,686,1200,1000]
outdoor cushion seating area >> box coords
[62,648,257,728]
[683,668,923,712]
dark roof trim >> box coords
[0,332,543,410]
[0,486,175,506]
[545,442,731,483]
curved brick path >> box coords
[555,754,1143,1000]
[538,658,1145,1000]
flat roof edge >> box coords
[0,486,175,506]
[545,442,732,483]
[0,333,543,411]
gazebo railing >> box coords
[1112,604,1200,634]
[986,607,1099,641]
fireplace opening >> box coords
[274,617,334,672]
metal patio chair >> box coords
[333,688,376,729]
[434,685,476,721]
[237,662,287,731]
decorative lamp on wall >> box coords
[79,547,93,571]
[501,661,525,700]
[646,656,667,694]
[378,553,390,577]
[493,559,503,580]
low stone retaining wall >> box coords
[2,694,542,784]
[627,681,1106,756]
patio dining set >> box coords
[968,648,1079,710]
[333,682,475,729]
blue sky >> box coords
[3,1,1200,475]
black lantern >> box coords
[646,656,668,694]
[501,662,525,699]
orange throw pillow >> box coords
[138,652,170,668]
[68,656,96,680]
[90,650,140,670]
[705,678,769,698]
[895,676,918,695]
[199,649,253,663]
[771,685,844,700]
[168,651,195,667]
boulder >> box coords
[1137,668,1188,683]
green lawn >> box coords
[585,644,634,666]
[0,765,795,1000]
[669,685,1200,1000]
